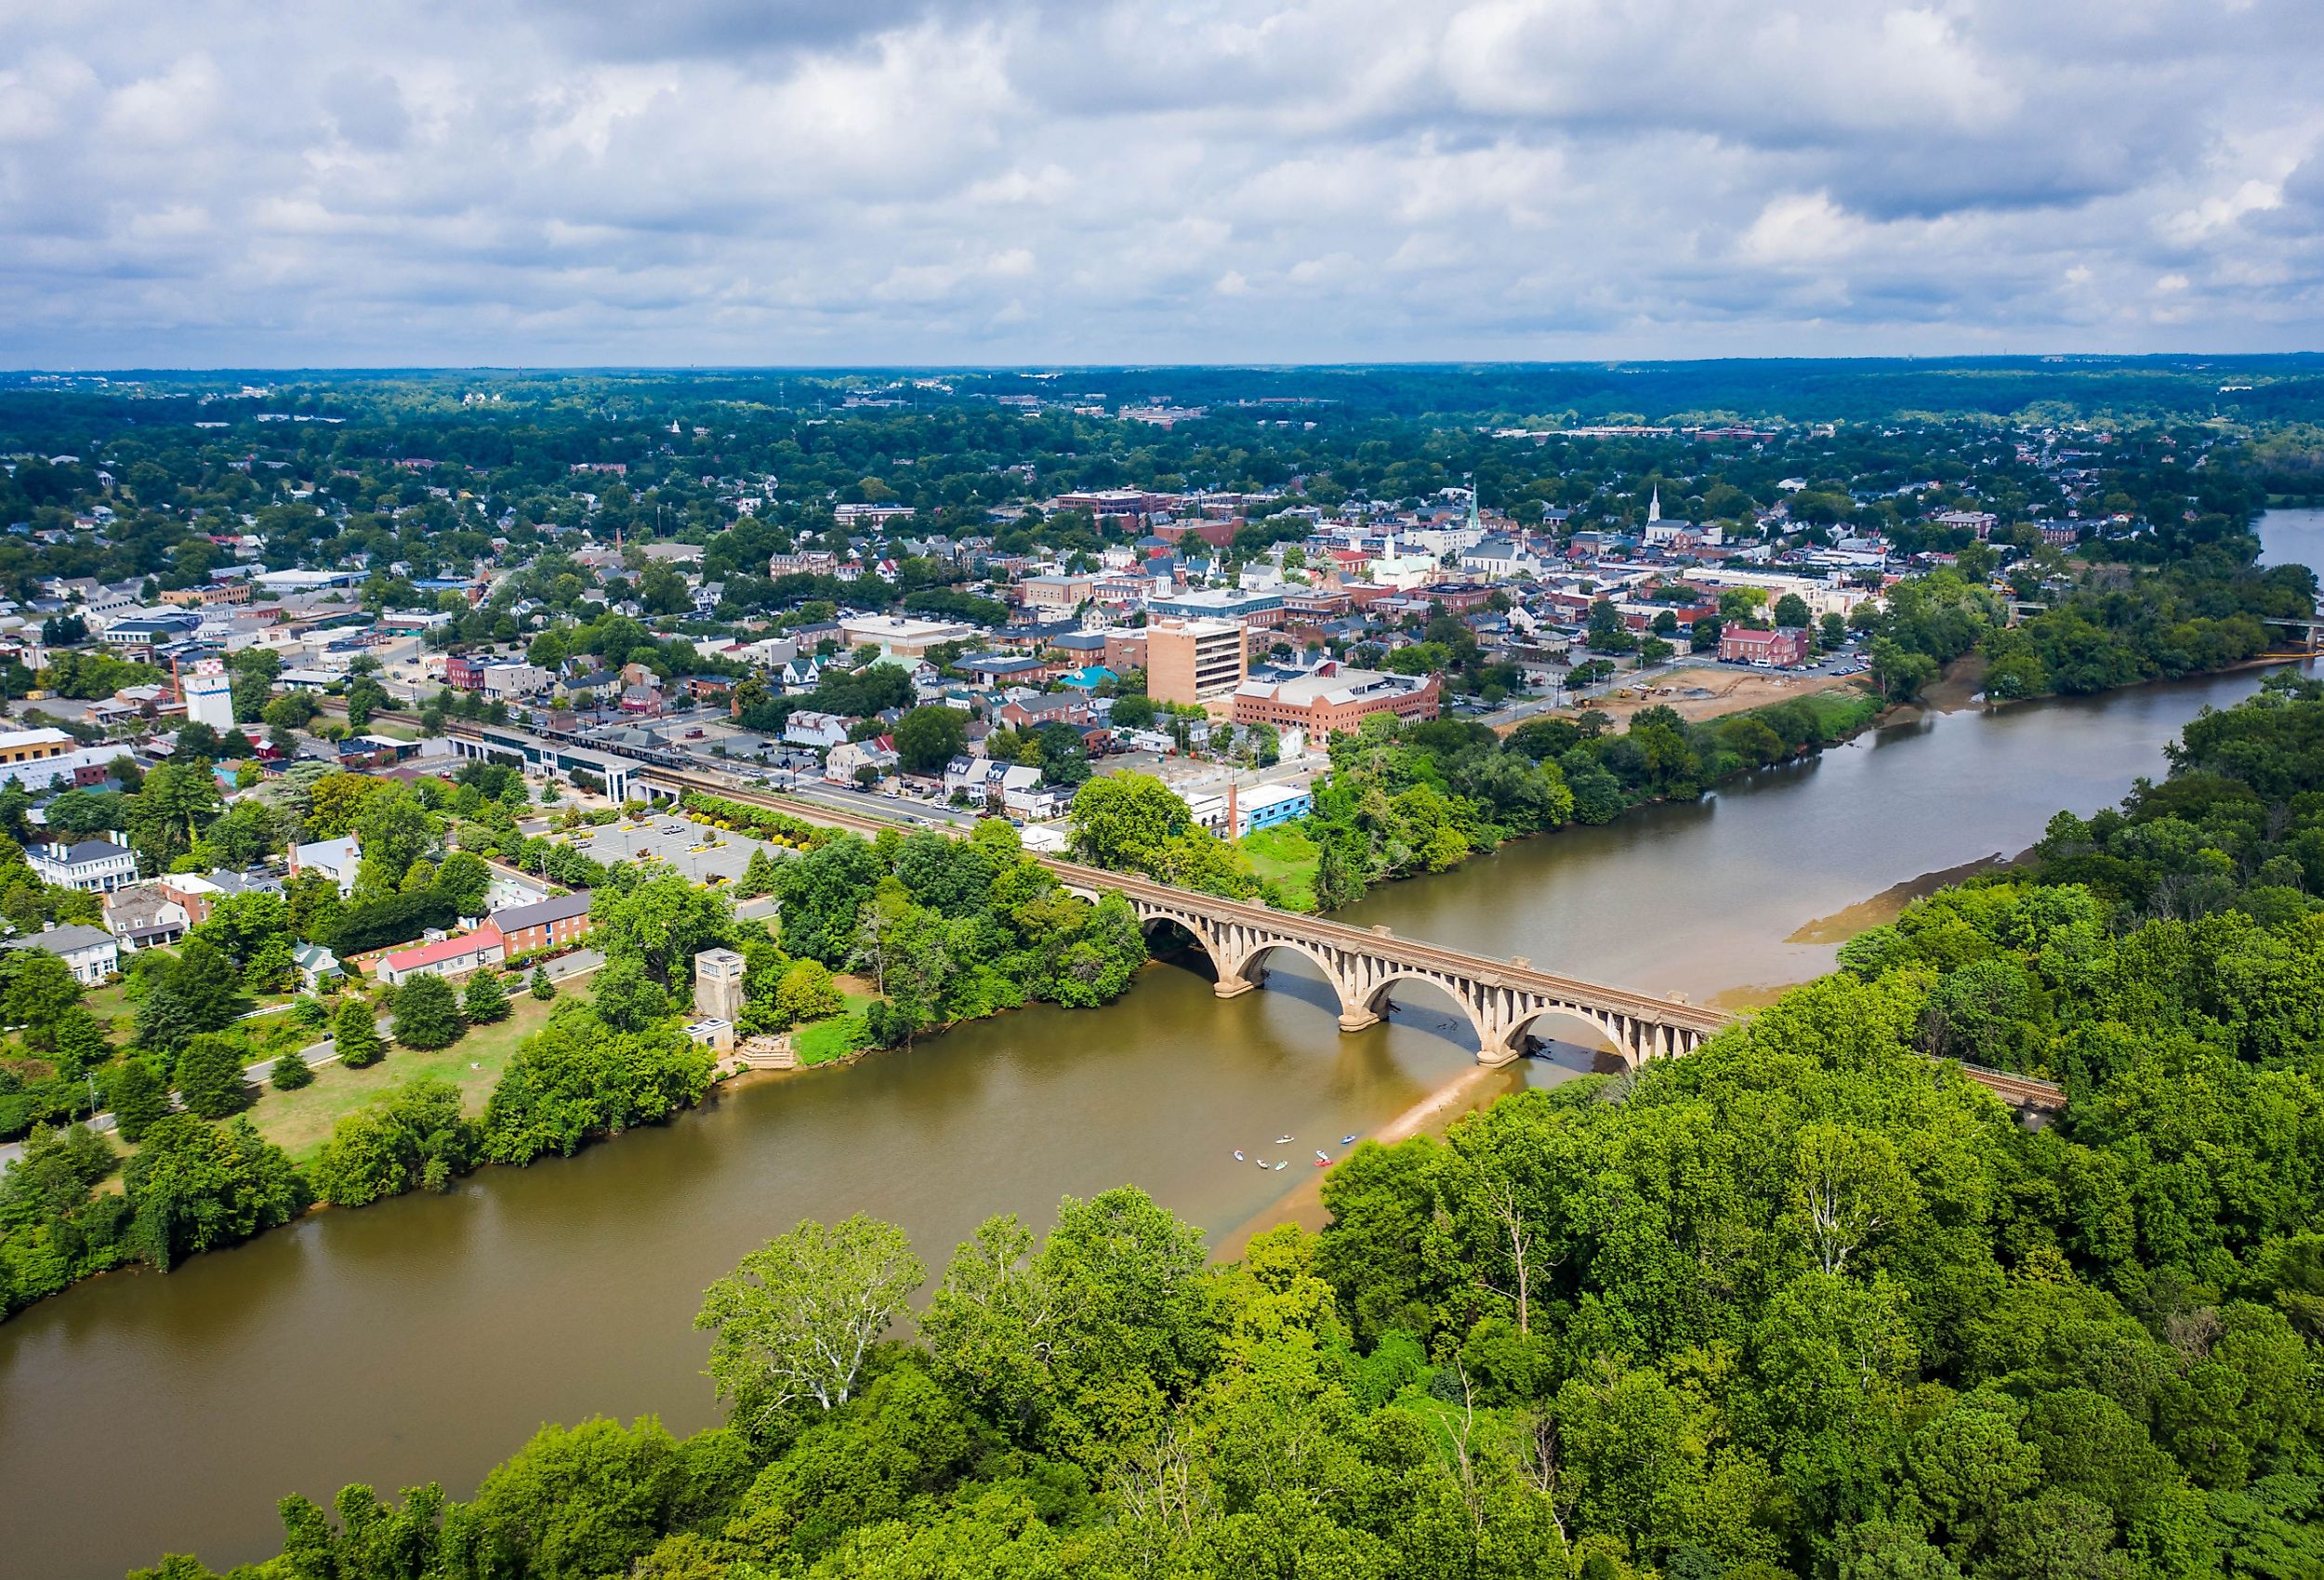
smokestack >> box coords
[1227,781,1239,840]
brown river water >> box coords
[5,535,2320,1575]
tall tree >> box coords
[334,999,386,1069]
[390,974,466,1051]
[695,1215,927,1440]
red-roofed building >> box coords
[377,925,506,986]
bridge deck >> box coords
[618,761,2051,1105]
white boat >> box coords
[1233,1150,1245,1162]
[1314,1150,1329,1161]
[1275,1135,1293,1144]
[1274,1161,1287,1170]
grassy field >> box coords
[793,993,878,1066]
[244,989,562,1165]
[1240,823,1320,911]
[86,974,306,1041]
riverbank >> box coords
[1214,1056,1533,1257]
[9,659,2303,1580]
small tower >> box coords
[693,947,746,1023]
[1647,485,1662,525]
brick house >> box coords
[1717,626,1811,666]
[489,891,593,955]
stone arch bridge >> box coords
[635,766,2060,1104]
[1046,860,1726,1068]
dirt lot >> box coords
[1558,666,1875,728]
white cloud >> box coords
[0,0,2321,362]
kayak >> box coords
[1314,1156,1332,1167]
[1274,1161,1287,1170]
[1233,1150,1245,1162]
[1275,1135,1293,1144]
[1314,1150,1329,1161]
[1340,1134,1357,1145]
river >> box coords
[4,521,2319,1580]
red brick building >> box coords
[1231,664,1441,737]
[1718,626,1811,666]
[488,891,594,955]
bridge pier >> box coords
[1213,977,1257,1000]
[1336,1006,1380,1034]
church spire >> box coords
[1647,484,1662,524]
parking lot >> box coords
[548,814,779,886]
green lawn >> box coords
[87,971,306,1043]
[1240,823,1321,911]
[792,993,877,1067]
[245,990,562,1165]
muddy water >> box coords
[0,652,2309,1580]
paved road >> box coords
[0,950,605,1171]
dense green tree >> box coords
[133,939,249,1058]
[172,1034,250,1120]
[463,969,512,1025]
[390,974,466,1050]
[481,1007,711,1164]
[310,1079,474,1206]
[590,955,670,1033]
[110,1058,171,1142]
[696,1215,927,1441]
[589,870,733,988]
[122,1115,305,1271]
[892,706,968,775]
[335,999,387,1069]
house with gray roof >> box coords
[5,923,120,984]
[29,837,137,893]
[488,890,594,955]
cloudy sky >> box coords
[4,0,2321,367]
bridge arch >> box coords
[1219,937,1369,1024]
[1505,1003,1645,1072]
[1349,968,1489,1052]
[1136,914,1222,978]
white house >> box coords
[6,923,120,985]
[99,884,191,952]
[999,764,1068,817]
[480,663,552,701]
[29,837,138,894]
[784,711,852,751]
[944,756,1009,801]
[290,835,363,896]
